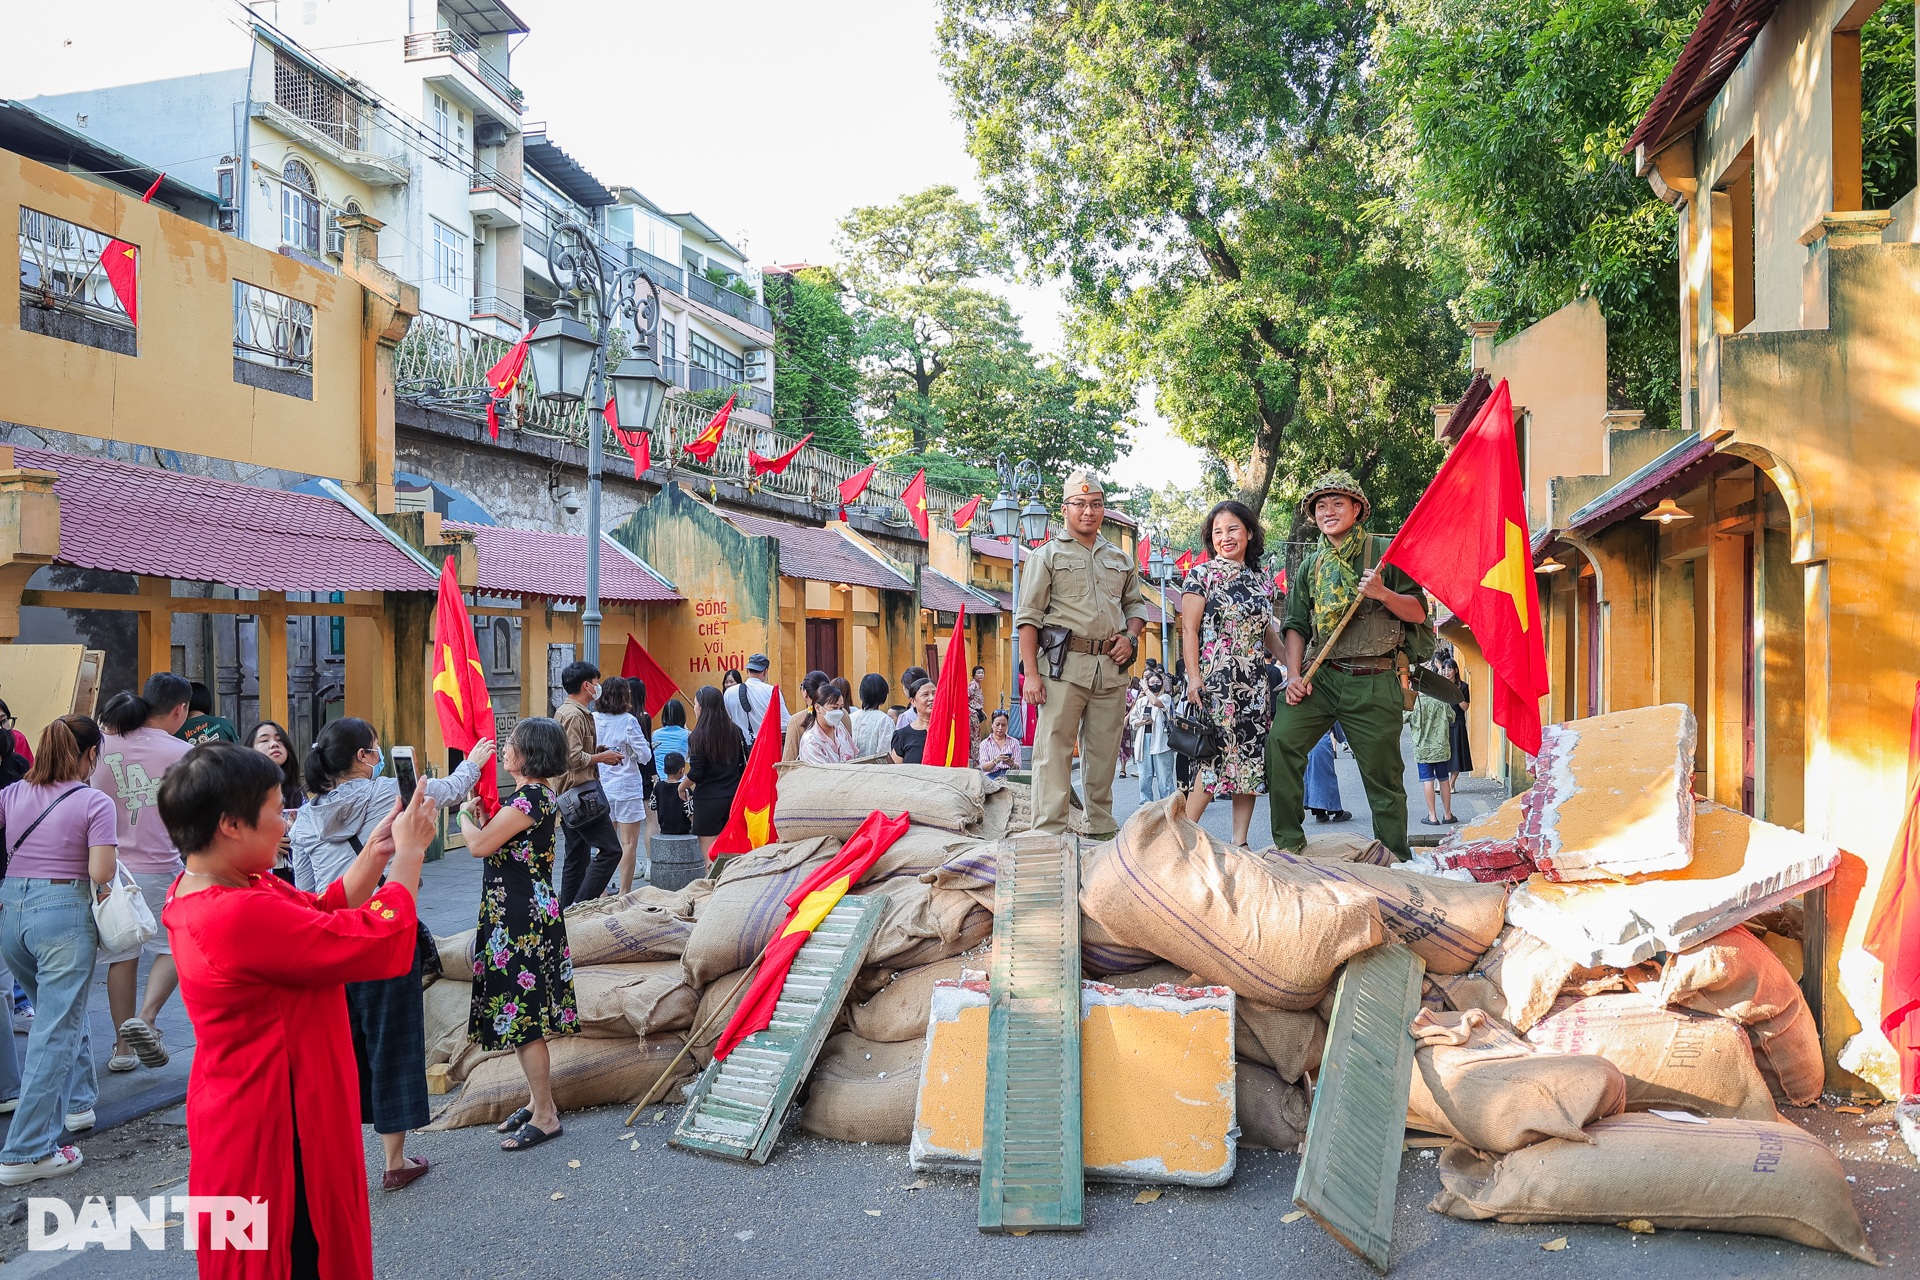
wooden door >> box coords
[1741,534,1756,815]
[1581,572,1600,718]
[805,617,840,680]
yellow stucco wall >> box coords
[1486,298,1610,531]
[1,150,368,481]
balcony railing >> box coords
[469,168,523,204]
[626,245,685,294]
[403,29,524,112]
[684,270,773,332]
[685,363,772,416]
[393,312,965,526]
[470,294,523,328]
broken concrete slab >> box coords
[1506,800,1840,967]
[911,974,1237,1186]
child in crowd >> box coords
[653,753,692,837]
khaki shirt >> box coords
[1014,532,1150,692]
[553,700,600,792]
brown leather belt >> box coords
[1324,656,1397,675]
[1066,635,1119,655]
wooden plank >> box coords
[1293,943,1426,1274]
[671,893,884,1165]
[979,833,1083,1233]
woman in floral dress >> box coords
[1179,500,1283,847]
[457,717,579,1152]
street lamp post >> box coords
[988,456,1050,751]
[1148,534,1175,670]
[527,222,672,664]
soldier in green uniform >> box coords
[1015,470,1150,839]
[1267,471,1428,858]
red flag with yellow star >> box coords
[482,328,532,440]
[922,604,970,767]
[99,173,163,324]
[903,468,930,538]
[430,554,500,816]
[1380,379,1548,755]
[709,695,781,857]
[748,431,812,476]
[683,395,735,464]
[713,808,912,1062]
[951,494,982,532]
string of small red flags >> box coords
[99,173,164,325]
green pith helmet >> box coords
[1300,469,1370,523]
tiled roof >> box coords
[444,522,681,603]
[1565,434,1732,537]
[724,511,912,593]
[920,568,999,615]
[1625,0,1783,157]
[18,447,436,592]
[971,534,1032,564]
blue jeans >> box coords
[1305,731,1342,812]
[0,878,99,1162]
[1139,750,1177,803]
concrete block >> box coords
[910,975,1236,1186]
[425,1063,453,1096]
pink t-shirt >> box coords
[1,781,118,879]
[91,727,191,874]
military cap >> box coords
[1300,469,1370,522]
[1063,469,1106,501]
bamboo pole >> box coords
[623,955,764,1124]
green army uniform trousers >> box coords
[1266,666,1410,859]
[1030,674,1128,839]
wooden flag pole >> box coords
[623,955,765,1124]
[1299,592,1366,686]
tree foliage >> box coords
[1863,1,1917,209]
[1372,0,1692,430]
[938,0,1463,525]
[766,266,866,459]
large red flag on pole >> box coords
[1865,679,1920,1095]
[619,635,682,717]
[1379,379,1549,756]
[713,809,911,1062]
[683,395,734,463]
[749,432,813,476]
[902,469,930,539]
[1136,533,1152,572]
[922,604,971,767]
[99,172,163,324]
[483,329,532,440]
[709,702,781,857]
[430,556,500,817]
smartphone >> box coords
[392,746,418,807]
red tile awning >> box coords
[1564,434,1734,537]
[724,511,912,593]
[920,568,999,616]
[444,521,681,603]
[1626,0,1784,158]
[971,534,1033,564]
[19,447,437,592]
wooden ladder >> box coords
[670,893,884,1164]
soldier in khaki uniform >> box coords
[1015,470,1150,838]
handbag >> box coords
[1166,697,1222,764]
[93,863,159,956]
[556,779,610,828]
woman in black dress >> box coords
[683,685,746,856]
[457,718,579,1152]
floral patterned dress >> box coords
[471,783,579,1050]
[1181,557,1276,795]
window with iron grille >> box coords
[281,159,321,253]
[690,331,742,381]
[233,279,314,374]
[18,206,133,327]
[273,50,363,150]
[432,219,465,291]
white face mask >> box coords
[823,708,848,727]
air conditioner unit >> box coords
[324,214,345,260]
[743,349,769,381]
[474,223,488,245]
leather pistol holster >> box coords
[1038,625,1073,680]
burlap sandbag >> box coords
[423,975,473,1066]
[680,837,840,986]
[1657,925,1823,1106]
[774,763,984,839]
[798,1032,924,1144]
[1083,797,1384,1010]
[849,957,971,1043]
[1433,926,1585,1033]
[930,838,1159,974]
[570,961,700,1039]
[882,896,993,970]
[868,825,982,884]
[858,878,993,969]
[565,880,713,968]
[1300,831,1394,866]
[689,966,756,1068]
[1405,1008,1625,1153]
[1527,992,1779,1121]
[429,1034,693,1129]
[1237,1062,1310,1152]
[1261,849,1507,975]
[1429,1113,1875,1262]
[435,931,476,980]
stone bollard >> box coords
[648,833,706,891]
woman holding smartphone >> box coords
[289,719,491,1191]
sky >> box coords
[5,0,1206,488]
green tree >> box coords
[1372,0,1692,430]
[765,266,866,459]
[1863,2,1917,209]
[938,0,1463,523]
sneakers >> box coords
[63,1109,95,1132]
[10,1006,31,1035]
[0,1096,17,1114]
[0,1146,83,1186]
[118,1018,169,1069]
[108,1052,139,1073]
